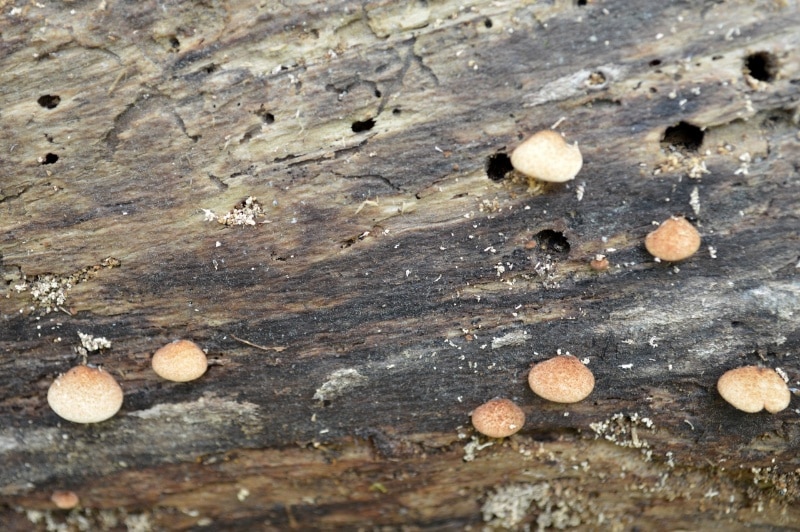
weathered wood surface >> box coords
[1,0,800,529]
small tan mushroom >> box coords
[47,365,123,423]
[471,398,525,438]
[152,339,208,382]
[510,130,583,184]
[717,366,791,414]
[589,254,609,271]
[528,355,595,403]
[51,490,80,510]
[644,216,701,261]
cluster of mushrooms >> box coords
[44,133,790,442]
[47,340,208,424]
[470,130,793,439]
[472,355,595,438]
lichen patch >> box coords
[77,331,112,353]
[203,196,267,226]
[482,482,584,530]
[128,395,259,421]
[13,258,120,314]
[589,412,656,461]
[491,330,529,349]
[313,368,368,403]
[25,507,152,532]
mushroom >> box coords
[152,339,208,382]
[589,254,609,271]
[47,365,123,423]
[510,130,583,184]
[51,490,80,510]
[717,366,791,414]
[644,216,701,262]
[471,398,525,438]
[528,355,595,403]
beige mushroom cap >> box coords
[471,398,525,438]
[644,216,701,262]
[717,366,791,414]
[510,130,583,183]
[528,355,595,403]
[152,339,208,382]
[47,365,123,423]
[51,490,80,510]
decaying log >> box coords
[1,0,800,529]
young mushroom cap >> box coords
[471,398,525,438]
[510,130,583,183]
[47,365,123,424]
[152,339,208,382]
[644,216,701,262]
[717,366,791,414]
[589,254,610,271]
[528,355,595,403]
[51,490,80,510]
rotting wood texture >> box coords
[1,0,800,530]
